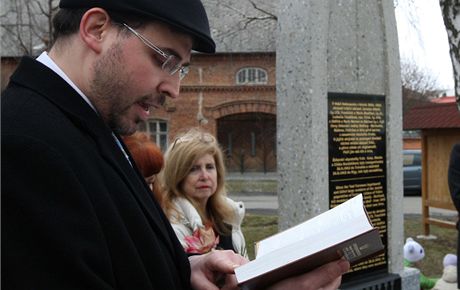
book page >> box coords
[235,194,383,288]
[235,228,383,285]
[256,194,370,258]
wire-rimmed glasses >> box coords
[122,23,189,80]
[170,132,216,151]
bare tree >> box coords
[439,0,460,109]
[393,0,426,49]
[401,59,444,114]
[1,0,58,56]
[394,0,455,110]
[213,0,450,111]
[2,0,457,107]
[203,0,277,52]
[400,59,441,94]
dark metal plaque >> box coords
[328,92,388,280]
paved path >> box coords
[229,194,278,215]
[228,193,458,217]
[403,196,456,216]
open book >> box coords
[235,194,384,290]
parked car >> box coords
[403,149,422,196]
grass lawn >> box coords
[241,213,457,277]
[241,214,278,259]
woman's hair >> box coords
[123,132,164,200]
[160,128,234,235]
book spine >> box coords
[340,229,384,264]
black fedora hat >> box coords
[59,0,216,53]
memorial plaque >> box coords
[327,92,388,280]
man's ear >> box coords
[79,8,112,53]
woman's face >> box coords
[181,153,218,207]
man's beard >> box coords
[89,43,138,135]
[108,111,142,136]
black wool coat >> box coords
[447,143,460,289]
[1,57,192,290]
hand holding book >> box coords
[189,250,349,290]
[262,259,350,290]
[234,194,383,290]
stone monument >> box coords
[276,1,417,289]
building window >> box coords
[236,67,268,85]
[138,120,168,151]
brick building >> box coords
[1,0,278,173]
[145,52,277,173]
[135,1,278,173]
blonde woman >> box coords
[160,128,247,257]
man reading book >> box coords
[1,0,350,289]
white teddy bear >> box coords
[433,254,457,290]
[403,237,438,289]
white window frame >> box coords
[138,119,169,151]
[236,67,268,85]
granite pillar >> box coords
[276,0,414,288]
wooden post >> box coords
[421,133,430,235]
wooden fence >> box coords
[421,129,459,235]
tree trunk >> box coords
[439,0,460,108]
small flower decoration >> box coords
[184,225,219,254]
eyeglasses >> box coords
[122,23,189,80]
[171,132,216,151]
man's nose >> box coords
[158,75,180,99]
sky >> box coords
[394,0,455,94]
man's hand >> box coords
[189,250,248,290]
[266,259,350,290]
[190,251,350,290]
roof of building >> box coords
[431,95,456,103]
[403,96,460,129]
